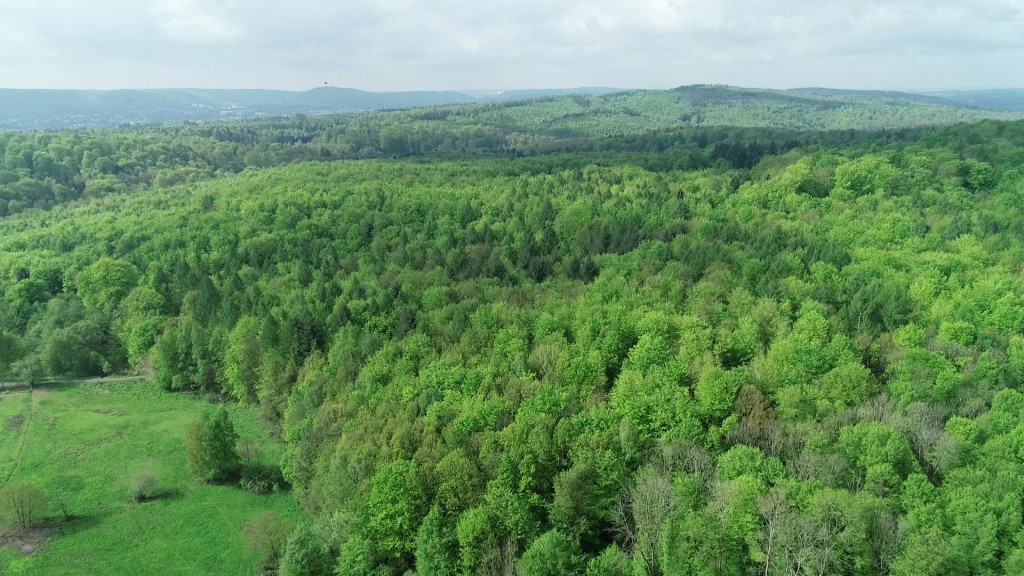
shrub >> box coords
[130,473,159,503]
[240,464,286,495]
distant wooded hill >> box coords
[923,89,1024,112]
[2,84,1022,130]
[0,86,621,130]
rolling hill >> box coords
[3,84,1023,131]
[0,87,481,130]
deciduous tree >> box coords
[186,407,240,483]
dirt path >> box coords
[0,375,148,392]
[2,389,34,487]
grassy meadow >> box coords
[0,380,303,576]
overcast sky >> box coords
[0,0,1021,92]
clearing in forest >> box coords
[0,380,302,576]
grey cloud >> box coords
[0,0,1020,90]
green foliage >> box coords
[0,483,46,529]
[716,445,785,484]
[7,105,1024,576]
[838,422,917,480]
[433,450,484,515]
[116,286,165,366]
[833,155,898,198]
[224,316,263,403]
[550,459,613,551]
[0,330,22,379]
[456,506,497,575]
[240,463,286,495]
[152,317,219,392]
[694,368,745,423]
[334,536,377,576]
[245,511,296,572]
[185,408,240,483]
[584,545,631,576]
[278,524,332,576]
[0,86,1018,220]
[660,509,744,576]
[366,460,428,565]
[77,258,140,314]
[129,473,159,503]
[414,506,459,576]
[40,316,108,376]
[518,530,583,576]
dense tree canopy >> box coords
[5,106,1024,574]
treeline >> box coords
[5,119,1024,575]
[4,84,1021,217]
[0,120,832,215]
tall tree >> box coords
[185,408,240,483]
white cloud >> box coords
[154,0,243,44]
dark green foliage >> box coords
[551,460,614,552]
[240,463,286,495]
[40,316,108,376]
[0,87,1017,221]
[0,329,22,380]
[116,286,166,366]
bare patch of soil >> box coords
[90,409,128,417]
[6,415,25,431]
[0,525,49,555]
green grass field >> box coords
[0,380,304,576]
[0,389,31,486]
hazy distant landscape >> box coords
[924,89,1024,111]
[2,85,1023,131]
[0,87,621,130]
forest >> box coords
[3,84,1022,219]
[4,93,1024,576]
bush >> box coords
[130,474,159,503]
[240,464,286,495]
